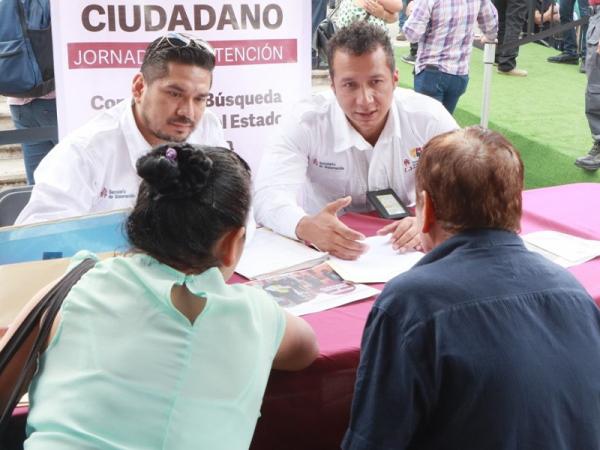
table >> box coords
[250,182,600,450]
[5,183,600,450]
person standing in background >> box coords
[547,0,589,72]
[493,0,529,76]
[3,0,57,184]
[335,0,403,30]
[575,0,600,170]
[7,94,57,184]
[396,0,410,40]
[312,0,330,69]
[403,0,498,113]
[400,1,419,64]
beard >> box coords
[142,110,196,143]
[151,128,187,143]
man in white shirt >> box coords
[254,22,458,260]
[16,33,227,225]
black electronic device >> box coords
[367,189,411,220]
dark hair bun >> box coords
[136,143,213,200]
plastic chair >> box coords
[0,187,33,227]
[0,186,31,202]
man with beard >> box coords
[16,33,226,225]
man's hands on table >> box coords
[376,216,422,251]
[295,197,368,260]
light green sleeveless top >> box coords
[334,0,387,30]
[25,251,285,450]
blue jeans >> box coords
[560,0,589,58]
[312,0,328,34]
[414,68,469,114]
[9,98,58,184]
[398,0,409,28]
[312,0,329,67]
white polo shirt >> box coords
[16,99,227,225]
[254,88,459,239]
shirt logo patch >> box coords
[312,159,345,171]
[409,147,423,159]
[99,187,136,200]
[404,158,418,173]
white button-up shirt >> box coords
[16,99,227,225]
[254,88,458,239]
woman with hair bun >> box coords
[23,143,319,450]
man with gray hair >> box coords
[343,127,600,450]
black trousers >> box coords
[493,0,529,71]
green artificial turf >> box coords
[395,43,600,188]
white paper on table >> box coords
[328,235,424,283]
[18,393,29,407]
[287,284,381,316]
[236,228,328,279]
[522,230,600,268]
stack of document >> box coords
[328,235,424,283]
[239,230,424,314]
[236,228,328,279]
[522,230,600,268]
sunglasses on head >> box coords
[156,32,215,56]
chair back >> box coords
[0,187,33,227]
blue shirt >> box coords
[343,229,600,450]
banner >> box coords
[49,1,311,170]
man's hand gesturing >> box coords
[296,197,368,260]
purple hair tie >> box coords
[165,147,177,162]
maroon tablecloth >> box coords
[7,183,600,450]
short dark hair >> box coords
[141,34,216,84]
[326,21,396,77]
[127,143,251,273]
[415,126,524,233]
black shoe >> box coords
[401,54,416,65]
[574,141,600,170]
[547,52,579,64]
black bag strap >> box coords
[327,1,342,20]
[0,258,96,436]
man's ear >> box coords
[393,68,399,86]
[421,190,436,233]
[215,227,246,268]
[131,73,145,103]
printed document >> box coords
[236,227,328,279]
[329,235,424,283]
[522,230,600,268]
[247,263,380,316]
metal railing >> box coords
[0,127,58,146]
